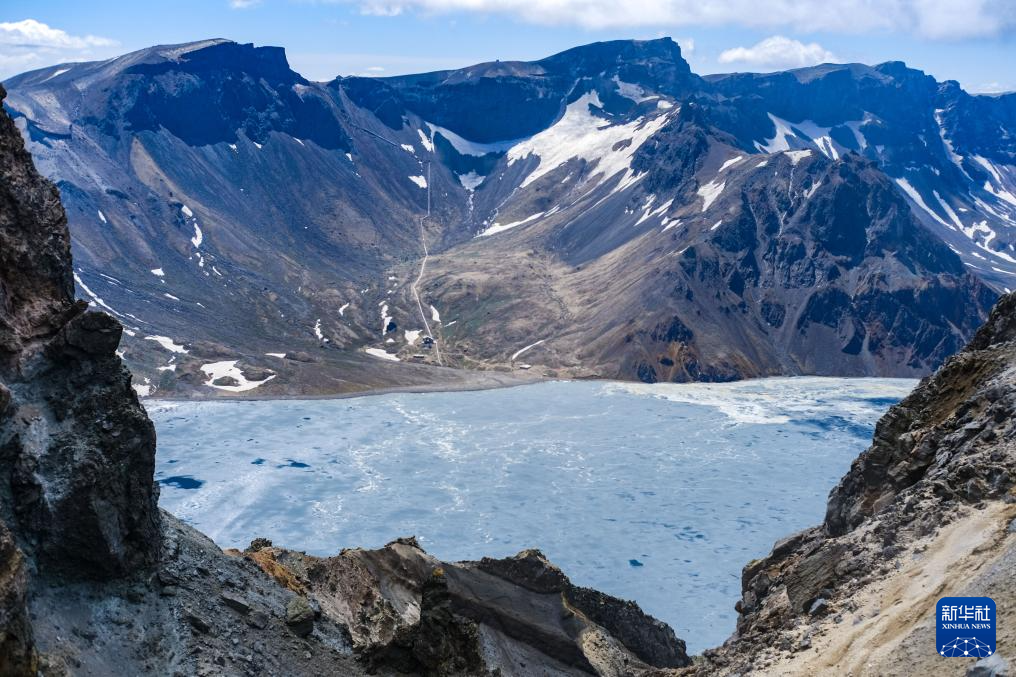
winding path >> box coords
[409,161,443,365]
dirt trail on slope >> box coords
[756,502,1016,677]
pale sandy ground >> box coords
[751,502,1016,676]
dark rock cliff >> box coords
[0,83,161,581]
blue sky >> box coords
[2,0,1014,94]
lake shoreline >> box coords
[147,371,547,403]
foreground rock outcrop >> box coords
[0,82,688,676]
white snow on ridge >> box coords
[697,180,726,212]
[401,143,416,154]
[511,339,545,361]
[425,122,519,157]
[408,175,427,189]
[758,114,795,153]
[339,302,350,317]
[97,210,107,224]
[181,205,193,218]
[718,156,743,172]
[364,348,400,362]
[785,150,812,166]
[933,190,964,231]
[478,211,544,237]
[265,352,286,358]
[506,91,671,189]
[974,156,1016,208]
[151,268,165,277]
[758,114,863,160]
[458,171,485,191]
[895,178,951,229]
[314,319,327,342]
[73,272,119,316]
[145,335,188,354]
[190,222,203,248]
[42,68,70,82]
[430,305,441,323]
[417,129,434,153]
[379,302,391,337]
[973,156,1004,184]
[637,198,673,225]
[612,75,657,103]
[200,360,275,392]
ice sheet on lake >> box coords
[151,377,914,653]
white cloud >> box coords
[287,51,477,80]
[326,0,1016,39]
[0,20,119,79]
[0,19,115,49]
[718,36,838,70]
[971,82,1014,95]
[229,0,264,8]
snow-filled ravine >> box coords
[150,377,915,652]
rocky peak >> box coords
[125,40,303,85]
[539,37,696,94]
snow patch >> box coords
[73,272,120,316]
[478,211,544,237]
[430,305,441,323]
[417,128,434,153]
[151,268,165,277]
[506,91,670,189]
[145,335,188,354]
[612,75,656,103]
[785,150,812,166]
[511,339,545,361]
[458,171,485,191]
[379,302,391,336]
[200,360,276,392]
[191,223,203,248]
[408,175,427,189]
[404,329,421,345]
[425,122,519,157]
[364,348,400,362]
[97,210,107,223]
[895,178,951,229]
[697,180,726,212]
[719,156,743,172]
[401,143,416,154]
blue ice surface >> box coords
[149,376,915,653]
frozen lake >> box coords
[150,377,915,652]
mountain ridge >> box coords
[3,37,1011,396]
